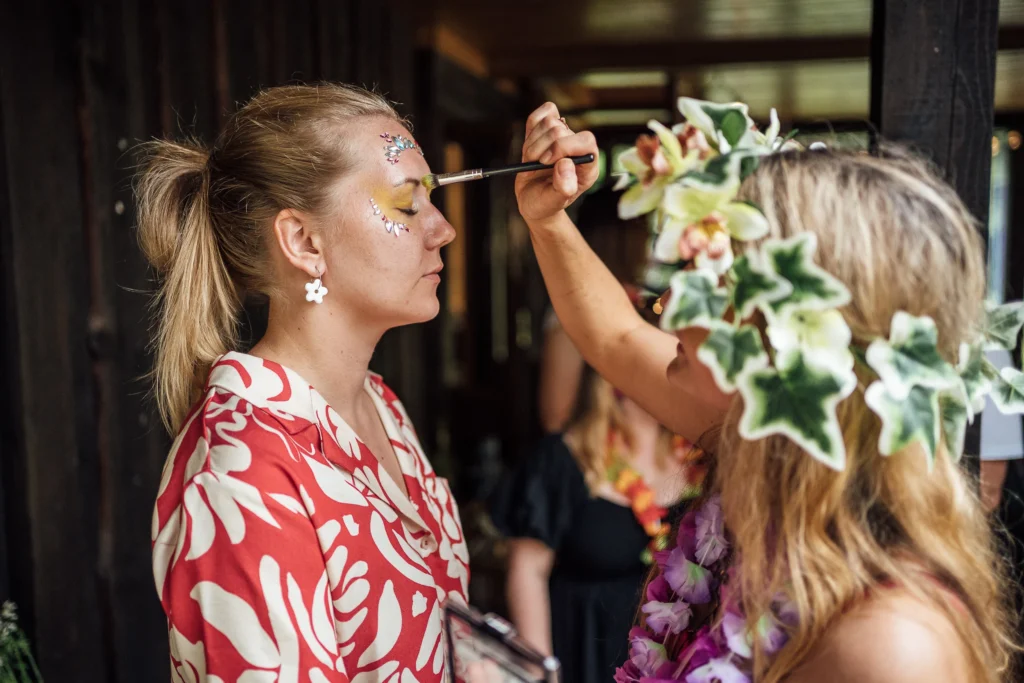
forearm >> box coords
[527,211,646,378]
[506,568,553,656]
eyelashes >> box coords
[369,198,410,236]
[398,208,418,217]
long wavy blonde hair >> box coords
[716,146,1017,682]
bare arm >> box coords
[505,538,556,655]
[525,211,720,442]
[538,318,585,433]
[513,104,721,442]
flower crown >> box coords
[615,98,1024,470]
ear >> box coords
[271,208,324,278]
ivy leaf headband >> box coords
[615,97,1024,471]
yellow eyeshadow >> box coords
[369,198,410,236]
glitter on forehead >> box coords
[380,132,423,165]
[369,198,409,236]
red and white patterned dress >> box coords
[151,352,470,683]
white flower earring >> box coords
[304,267,328,304]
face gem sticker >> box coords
[370,198,409,236]
[380,132,423,165]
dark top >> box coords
[499,435,679,683]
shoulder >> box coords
[159,387,313,495]
[789,589,970,683]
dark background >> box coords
[1,0,1022,681]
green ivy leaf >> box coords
[696,321,770,392]
[939,386,970,462]
[660,269,729,331]
[729,251,793,320]
[956,342,992,415]
[865,382,941,469]
[677,152,744,195]
[736,349,856,471]
[763,233,851,314]
[678,98,756,151]
[719,110,749,148]
[985,301,1024,350]
[991,367,1024,415]
[866,312,960,401]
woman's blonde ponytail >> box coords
[136,140,240,433]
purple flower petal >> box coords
[646,575,673,603]
[676,511,698,561]
[642,600,693,636]
[684,656,751,683]
[664,549,713,604]
[629,632,669,676]
[629,626,652,642]
[721,611,753,658]
[694,496,729,565]
[615,660,642,683]
[755,613,789,655]
[773,594,799,627]
[677,626,716,672]
[653,549,673,571]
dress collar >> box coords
[206,352,433,533]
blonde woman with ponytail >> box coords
[143,84,464,683]
[514,99,1021,682]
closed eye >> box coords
[398,208,418,216]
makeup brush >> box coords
[421,153,595,192]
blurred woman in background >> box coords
[502,361,704,683]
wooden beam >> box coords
[870,0,1000,474]
[489,25,1024,78]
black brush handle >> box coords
[481,153,595,179]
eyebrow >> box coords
[392,178,421,188]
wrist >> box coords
[525,210,568,234]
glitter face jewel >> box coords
[370,198,409,236]
[380,132,422,165]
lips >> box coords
[425,263,443,276]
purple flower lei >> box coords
[614,495,794,683]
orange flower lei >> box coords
[605,428,706,564]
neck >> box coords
[251,299,384,415]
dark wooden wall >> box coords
[0,1,426,681]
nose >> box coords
[425,207,456,249]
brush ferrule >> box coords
[436,169,484,186]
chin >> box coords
[405,296,441,324]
